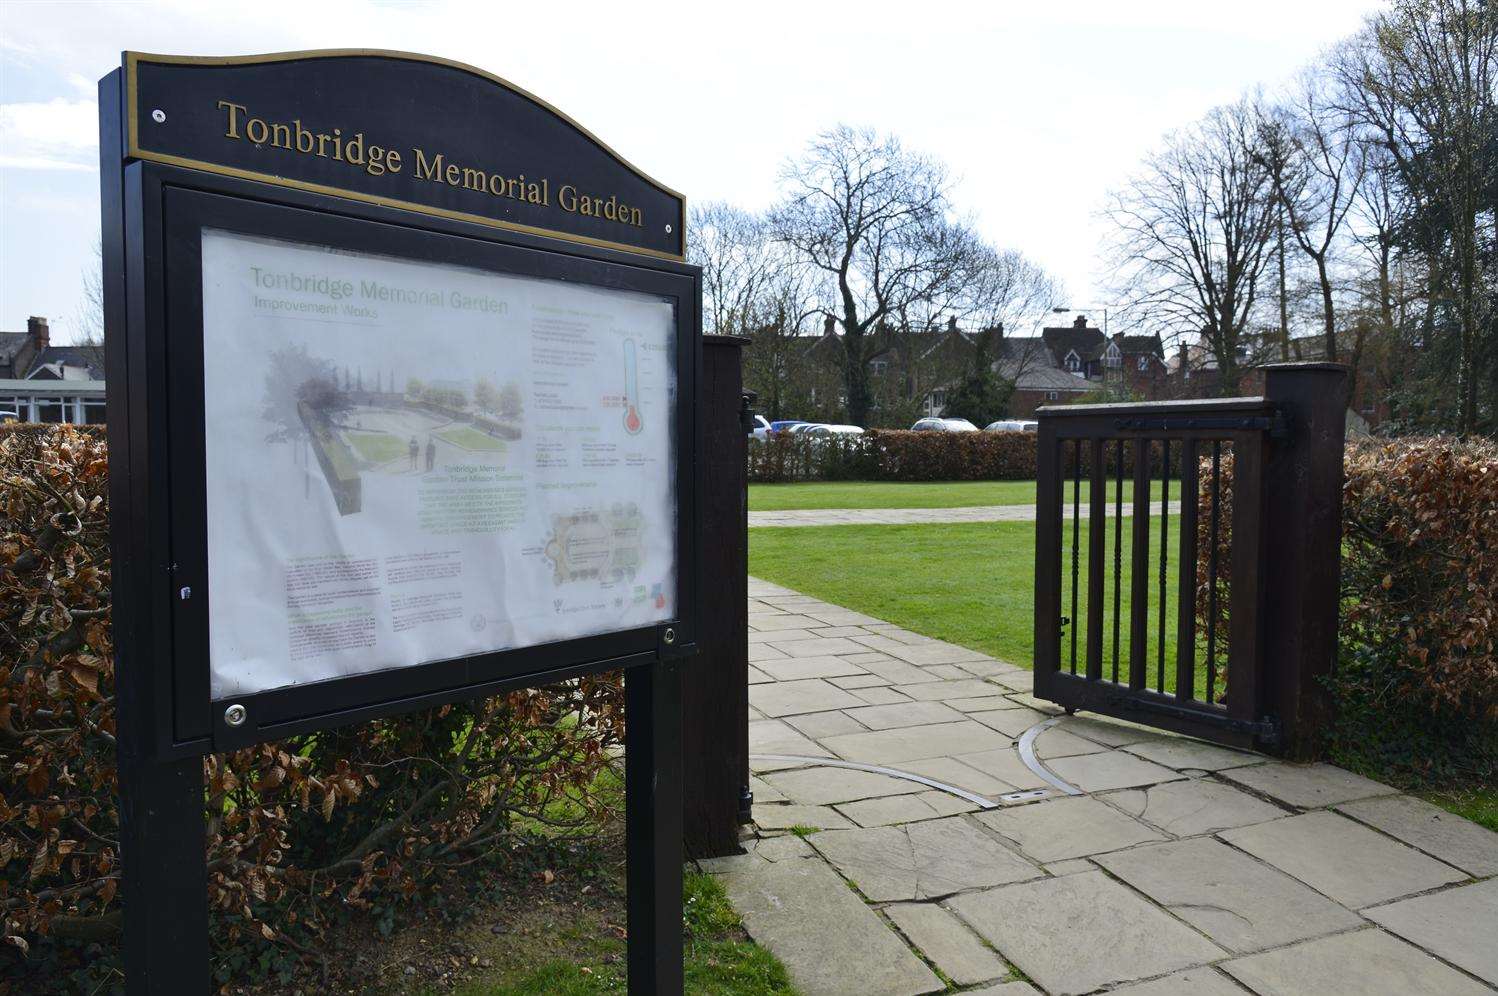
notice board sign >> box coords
[101,51,701,756]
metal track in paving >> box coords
[751,725,1085,809]
[1016,717,1084,795]
[749,754,1001,809]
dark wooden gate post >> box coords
[680,334,751,857]
[1260,362,1349,760]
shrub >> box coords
[1332,437,1498,786]
[748,430,1036,483]
[1190,434,1497,782]
[1340,437,1498,721]
[0,425,626,989]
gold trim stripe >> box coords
[124,50,687,262]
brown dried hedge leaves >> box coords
[1,425,625,970]
[1343,437,1498,720]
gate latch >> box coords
[739,390,759,435]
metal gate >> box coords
[1032,398,1287,750]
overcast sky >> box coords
[1,0,1386,344]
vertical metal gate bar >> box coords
[1129,437,1151,691]
[1175,438,1199,702]
[1086,439,1108,682]
[1070,440,1081,675]
[1112,439,1123,684]
[1157,440,1171,694]
[1206,440,1222,703]
[1033,428,1062,696]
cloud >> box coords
[0,96,98,171]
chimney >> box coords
[27,316,49,352]
[1073,315,1088,329]
[947,315,958,333]
[823,315,836,337]
[1112,330,1124,344]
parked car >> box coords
[984,419,1038,433]
[0,411,18,424]
[768,419,809,437]
[748,414,771,440]
[910,417,978,432]
[785,422,818,435]
[803,424,865,437]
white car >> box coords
[984,420,1039,433]
[803,424,865,436]
[911,417,978,432]
[748,414,771,440]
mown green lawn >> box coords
[751,515,1233,699]
[749,479,1140,512]
[439,425,508,452]
[347,430,408,464]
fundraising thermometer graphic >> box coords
[622,339,643,434]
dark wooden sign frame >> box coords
[100,50,698,994]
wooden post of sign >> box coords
[100,67,214,995]
[626,658,684,993]
[680,335,750,858]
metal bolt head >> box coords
[664,223,673,234]
[663,627,677,645]
[151,108,166,123]
[223,703,247,728]
[179,585,192,600]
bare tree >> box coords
[75,238,105,347]
[688,202,778,336]
[688,200,823,420]
[1332,0,1497,433]
[962,246,1063,337]
[1346,143,1406,391]
[744,265,821,422]
[1255,77,1365,365]
[1104,101,1277,394]
[770,125,975,425]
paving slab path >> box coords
[748,500,1181,528]
[698,577,1498,996]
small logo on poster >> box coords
[651,582,665,609]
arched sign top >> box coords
[122,50,686,260]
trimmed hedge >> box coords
[1340,438,1498,721]
[1332,436,1498,787]
[1195,436,1497,784]
[749,430,1037,483]
[0,424,626,990]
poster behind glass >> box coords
[200,229,677,699]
